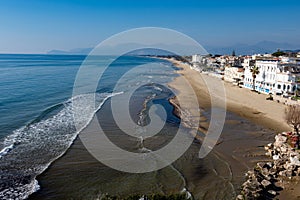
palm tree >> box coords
[250,65,260,91]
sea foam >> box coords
[0,92,122,199]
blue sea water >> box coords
[0,54,84,138]
[0,54,177,199]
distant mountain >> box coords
[205,41,300,55]
[126,48,176,56]
[282,49,300,53]
[47,48,92,55]
[47,43,209,56]
[48,41,300,56]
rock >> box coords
[269,167,278,175]
[266,162,273,168]
[274,159,286,167]
[273,155,280,160]
[266,152,272,157]
[268,190,277,196]
[284,163,295,171]
[253,192,260,198]
[286,170,293,177]
[282,132,287,136]
[290,156,300,166]
[242,188,250,195]
[279,171,286,177]
[237,132,299,199]
[245,171,255,178]
[265,146,270,150]
[297,167,300,176]
[274,134,287,147]
[261,179,271,187]
[242,181,250,187]
[257,162,264,169]
[280,146,288,153]
[267,143,273,147]
[261,168,270,177]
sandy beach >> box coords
[165,58,300,199]
[166,58,291,133]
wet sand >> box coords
[29,100,275,200]
[28,58,289,200]
[165,58,297,199]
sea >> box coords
[0,54,274,200]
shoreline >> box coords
[164,57,290,133]
[28,56,287,199]
[163,57,298,199]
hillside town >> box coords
[190,51,300,103]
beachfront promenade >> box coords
[203,70,300,106]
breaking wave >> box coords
[0,92,123,199]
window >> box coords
[283,84,286,90]
[278,85,281,89]
[287,85,290,91]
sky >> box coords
[0,0,300,53]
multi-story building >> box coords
[243,57,280,93]
[276,63,300,95]
[192,54,203,63]
[256,57,279,94]
[224,65,244,84]
[243,56,300,95]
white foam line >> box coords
[73,91,124,136]
[0,91,124,199]
[0,143,14,159]
[28,92,124,199]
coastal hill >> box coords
[47,48,93,55]
[206,40,300,55]
[47,41,300,56]
[47,43,205,56]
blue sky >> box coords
[0,0,299,53]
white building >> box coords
[276,64,300,94]
[224,65,244,84]
[191,54,205,71]
[256,58,279,94]
[192,54,203,63]
[243,57,300,95]
[243,57,279,94]
[242,57,252,68]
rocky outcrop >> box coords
[237,132,300,199]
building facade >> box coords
[243,57,300,95]
[224,65,244,84]
[276,63,300,95]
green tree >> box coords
[272,50,286,57]
[250,65,260,91]
[232,50,236,57]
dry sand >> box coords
[166,59,291,133]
